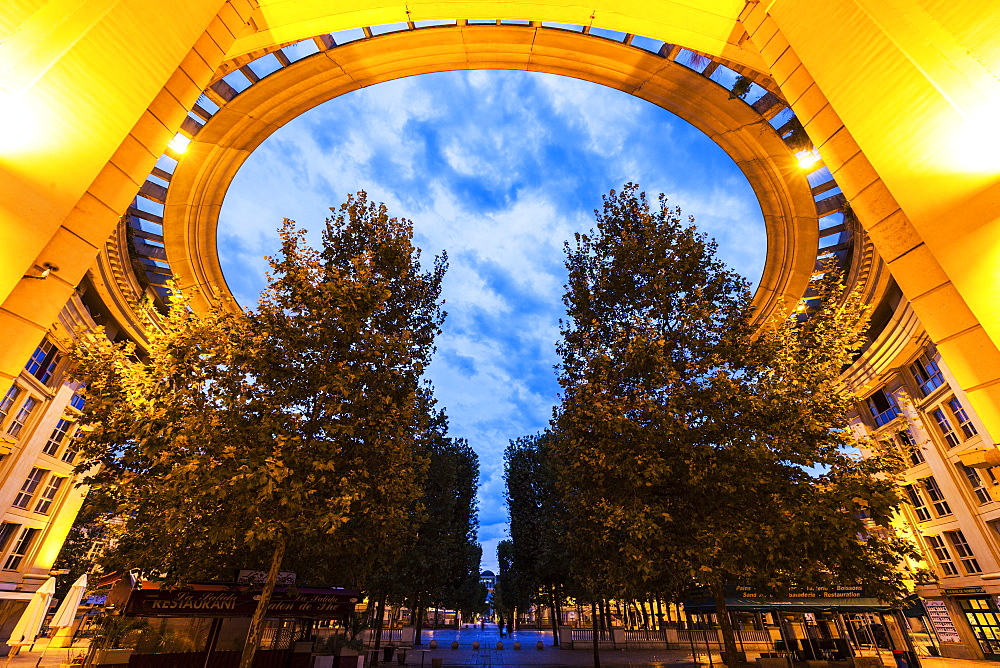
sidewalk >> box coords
[0,639,88,666]
[3,629,999,668]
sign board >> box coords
[237,570,296,585]
[123,586,358,619]
[685,585,889,614]
[942,587,986,595]
[924,600,962,644]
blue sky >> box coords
[218,69,766,573]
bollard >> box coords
[496,642,503,650]
[450,641,458,650]
[429,640,437,650]
[513,642,521,650]
[472,641,480,650]
[536,641,544,650]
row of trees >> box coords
[501,185,917,668]
[65,193,481,667]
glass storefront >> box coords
[957,598,1000,659]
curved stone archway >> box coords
[232,0,764,68]
[162,24,823,325]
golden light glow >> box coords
[0,89,43,155]
[796,149,821,170]
[168,133,191,154]
[947,102,1000,175]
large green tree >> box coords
[553,184,915,668]
[503,432,574,642]
[383,411,480,644]
[69,192,447,668]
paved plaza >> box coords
[4,627,1000,668]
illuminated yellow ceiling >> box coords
[234,0,763,68]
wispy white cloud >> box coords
[219,69,766,573]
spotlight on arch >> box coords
[796,149,821,170]
[168,133,191,154]
[0,89,42,154]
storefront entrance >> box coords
[956,598,1000,660]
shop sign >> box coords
[924,600,962,643]
[943,587,986,595]
[237,570,296,585]
[124,587,358,619]
[731,585,867,598]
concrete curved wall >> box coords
[163,25,818,323]
[2,0,1000,440]
[232,0,764,68]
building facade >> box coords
[846,299,1000,661]
[2,0,1000,660]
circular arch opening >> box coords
[160,24,826,326]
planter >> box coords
[333,648,360,668]
[313,649,360,668]
[92,649,134,665]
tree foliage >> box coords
[550,184,915,666]
[382,410,481,627]
[503,432,574,615]
[69,192,448,665]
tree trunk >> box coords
[712,580,740,668]
[549,586,560,646]
[414,595,424,645]
[372,593,387,662]
[591,600,601,668]
[239,536,287,668]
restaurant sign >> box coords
[123,587,359,619]
[237,570,296,586]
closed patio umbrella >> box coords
[49,574,87,631]
[5,577,56,655]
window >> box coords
[69,392,85,411]
[6,397,37,437]
[959,464,993,504]
[12,468,45,509]
[949,397,978,439]
[922,476,952,516]
[911,353,945,397]
[905,484,932,522]
[926,535,960,576]
[0,524,19,555]
[61,441,78,464]
[932,408,961,447]
[0,386,20,425]
[946,530,983,574]
[867,388,900,427]
[896,429,924,465]
[33,476,63,515]
[3,528,38,571]
[24,340,60,385]
[43,419,72,456]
